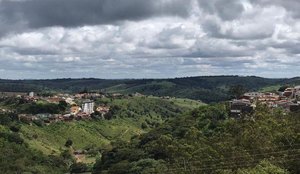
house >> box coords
[96,106,110,116]
[63,114,74,121]
[0,92,27,97]
[289,103,300,112]
[295,91,300,100]
[243,92,263,100]
[76,112,90,120]
[230,99,254,117]
[36,113,51,119]
[47,97,63,104]
[75,93,85,99]
[258,93,280,102]
[65,97,75,105]
[133,92,144,97]
[70,105,81,115]
[276,100,294,111]
[18,114,34,122]
[111,93,123,99]
[283,88,294,98]
[48,114,61,123]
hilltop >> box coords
[1,76,300,103]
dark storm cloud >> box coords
[0,0,192,36]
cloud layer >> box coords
[0,0,299,79]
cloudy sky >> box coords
[0,0,299,79]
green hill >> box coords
[1,76,300,103]
[94,104,300,174]
[0,96,204,173]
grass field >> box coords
[259,85,281,92]
[20,118,144,156]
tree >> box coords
[65,139,73,148]
[70,163,88,174]
[9,124,21,132]
[58,100,68,111]
[141,122,149,129]
[278,86,289,92]
[229,85,248,99]
[236,160,289,174]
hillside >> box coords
[1,76,300,103]
[0,96,204,173]
[93,104,300,174]
[20,96,205,156]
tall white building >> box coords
[82,100,94,114]
[29,92,34,97]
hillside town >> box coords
[230,86,300,117]
[1,85,300,125]
[0,91,115,124]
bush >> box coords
[0,114,12,126]
[33,119,44,127]
[9,124,21,132]
[141,122,148,129]
[70,163,89,174]
[0,132,24,144]
[65,139,73,147]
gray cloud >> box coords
[250,0,300,18]
[0,0,192,37]
[198,0,244,21]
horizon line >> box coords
[0,75,299,81]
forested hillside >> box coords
[1,76,300,103]
[93,104,300,174]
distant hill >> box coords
[1,76,300,103]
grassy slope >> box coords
[20,119,142,155]
[20,97,204,158]
[259,85,282,92]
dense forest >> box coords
[93,104,299,174]
[1,76,300,103]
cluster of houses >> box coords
[230,86,300,117]
[17,92,111,124]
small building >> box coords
[47,97,63,104]
[96,106,110,116]
[230,99,254,117]
[283,88,294,98]
[65,97,75,105]
[289,103,300,112]
[276,100,294,111]
[258,93,280,102]
[243,92,263,99]
[76,112,90,120]
[295,91,300,100]
[63,114,74,121]
[70,106,81,115]
[18,114,34,122]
